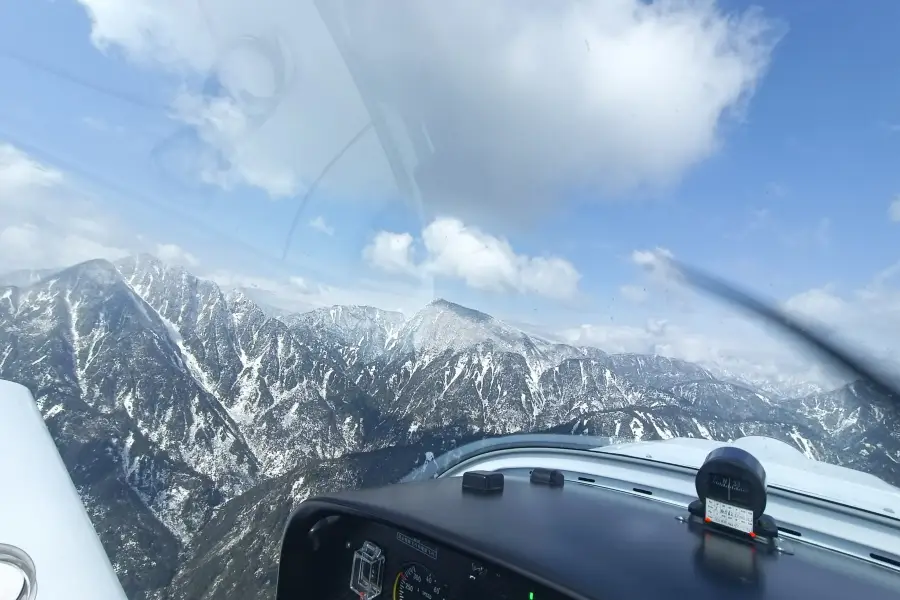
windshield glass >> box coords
[1,1,899,599]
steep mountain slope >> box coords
[284,304,406,370]
[601,353,716,389]
[162,434,471,600]
[347,300,600,436]
[225,292,395,473]
[7,260,259,492]
[0,257,422,597]
[386,299,587,377]
[0,260,246,598]
[118,255,399,476]
[784,380,900,484]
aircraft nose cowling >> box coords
[731,436,807,462]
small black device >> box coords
[689,446,777,540]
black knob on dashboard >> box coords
[530,468,565,488]
[462,470,504,494]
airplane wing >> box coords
[0,380,126,600]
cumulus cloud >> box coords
[561,315,840,393]
[363,217,580,299]
[631,247,675,273]
[565,255,900,392]
[308,216,334,235]
[783,286,845,321]
[0,144,63,203]
[625,247,682,301]
[75,0,783,219]
[155,243,199,267]
[362,231,417,275]
[206,269,309,299]
[0,142,191,273]
[0,140,429,318]
[781,267,900,363]
[0,144,132,272]
[0,223,129,270]
[205,268,431,315]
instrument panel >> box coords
[322,515,570,600]
[280,474,900,600]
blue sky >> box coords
[1,0,899,388]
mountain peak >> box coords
[424,298,493,323]
[391,297,532,358]
[225,288,251,304]
[55,258,122,285]
[116,253,185,276]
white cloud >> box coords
[0,144,62,203]
[631,247,675,272]
[363,231,417,276]
[0,223,129,271]
[364,218,581,300]
[155,243,199,267]
[0,142,187,274]
[205,268,431,315]
[0,140,428,318]
[308,216,334,236]
[206,270,307,298]
[169,91,305,196]
[781,272,900,364]
[563,315,841,394]
[783,286,845,321]
[288,275,308,290]
[628,247,683,296]
[564,318,761,367]
[563,321,660,355]
[889,196,900,222]
[566,256,900,391]
[610,247,684,307]
[0,144,132,271]
[75,0,783,219]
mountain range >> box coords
[0,254,897,599]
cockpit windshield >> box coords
[2,1,900,600]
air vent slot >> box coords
[577,476,595,483]
[777,526,802,537]
[632,487,652,495]
[871,553,900,569]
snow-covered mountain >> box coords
[0,255,897,600]
[283,303,406,370]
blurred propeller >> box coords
[670,259,899,402]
